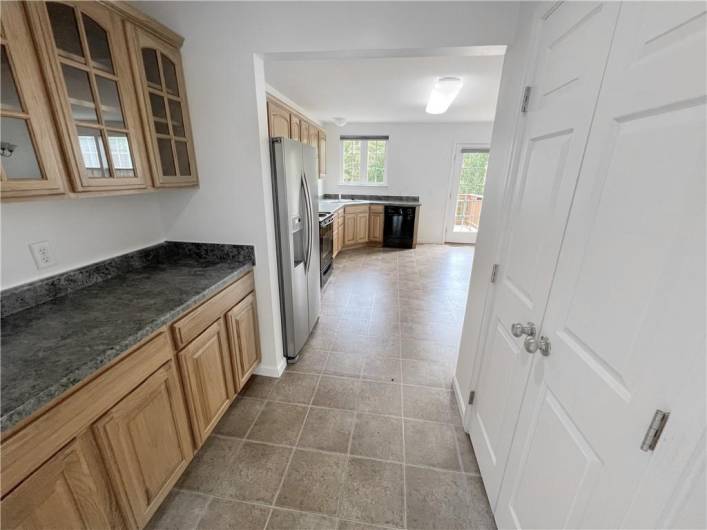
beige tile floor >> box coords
[148,245,495,530]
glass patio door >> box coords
[445,147,489,244]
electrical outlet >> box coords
[29,241,56,270]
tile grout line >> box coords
[333,335,363,523]
[398,262,408,530]
[264,353,328,529]
[212,432,481,476]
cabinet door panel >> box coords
[369,212,383,243]
[308,125,318,147]
[267,100,290,138]
[318,131,326,177]
[126,22,198,187]
[1,2,66,198]
[1,432,125,530]
[356,212,369,243]
[92,360,192,530]
[226,293,261,390]
[308,126,319,175]
[178,320,234,446]
[300,120,309,144]
[29,1,151,191]
[290,114,301,141]
[344,213,356,246]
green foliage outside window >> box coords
[342,138,387,184]
[366,140,386,183]
[458,151,489,195]
[342,140,361,182]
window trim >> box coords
[340,136,389,187]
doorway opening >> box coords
[445,146,489,244]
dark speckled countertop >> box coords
[1,242,255,432]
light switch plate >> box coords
[29,241,56,270]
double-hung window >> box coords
[340,135,388,186]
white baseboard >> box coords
[453,375,467,427]
[253,356,286,378]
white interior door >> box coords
[494,3,706,529]
[445,146,489,244]
[466,1,621,507]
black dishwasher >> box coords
[383,206,416,248]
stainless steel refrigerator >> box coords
[270,137,321,362]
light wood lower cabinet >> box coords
[343,205,370,249]
[226,292,261,391]
[1,432,125,530]
[344,212,357,246]
[178,320,234,447]
[0,272,261,530]
[356,212,369,244]
[369,205,384,244]
[92,360,193,530]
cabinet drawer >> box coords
[172,271,254,349]
[370,204,384,213]
[0,331,174,497]
[345,205,370,214]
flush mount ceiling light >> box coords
[425,77,463,115]
[332,117,348,127]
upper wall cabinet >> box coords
[318,131,326,178]
[267,99,290,139]
[28,1,151,192]
[0,2,66,198]
[126,23,198,188]
[1,1,195,201]
[266,94,326,179]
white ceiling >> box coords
[265,53,505,124]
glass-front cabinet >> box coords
[0,2,66,198]
[28,1,150,192]
[126,23,198,187]
[0,1,196,200]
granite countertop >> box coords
[1,242,255,432]
[318,194,421,214]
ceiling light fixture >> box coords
[332,117,348,127]
[425,77,463,115]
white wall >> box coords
[1,195,165,289]
[322,121,493,243]
[136,1,524,379]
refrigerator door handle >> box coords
[301,172,313,272]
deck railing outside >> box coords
[454,193,483,231]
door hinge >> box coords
[490,264,499,283]
[521,86,532,113]
[640,409,670,452]
[468,390,476,405]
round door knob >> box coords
[524,336,538,353]
[511,321,536,338]
[524,335,551,356]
